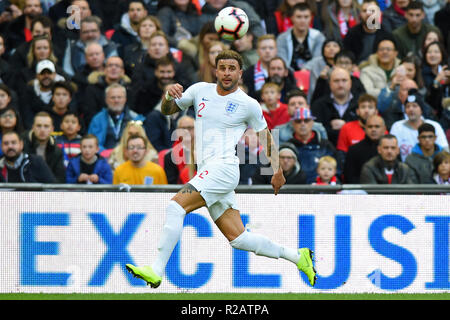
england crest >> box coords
[225,101,239,114]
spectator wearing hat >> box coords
[360,134,415,184]
[287,107,339,183]
[251,142,307,185]
[19,59,67,129]
[390,89,448,161]
[382,79,436,130]
[275,89,328,144]
[405,123,445,183]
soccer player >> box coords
[126,50,317,288]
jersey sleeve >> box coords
[247,99,267,133]
[174,82,203,111]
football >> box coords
[214,7,249,41]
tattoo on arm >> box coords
[179,183,198,194]
[259,128,280,173]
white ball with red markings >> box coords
[214,6,249,41]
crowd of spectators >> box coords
[0,0,449,186]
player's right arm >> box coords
[161,83,184,115]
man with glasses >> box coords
[390,90,448,161]
[113,134,167,185]
[405,123,445,183]
[359,39,401,98]
[63,15,118,77]
[287,107,338,183]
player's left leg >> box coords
[215,208,317,286]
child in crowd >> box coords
[432,151,450,185]
[259,82,290,130]
[48,81,76,132]
[314,155,339,185]
[66,134,112,184]
[55,112,82,167]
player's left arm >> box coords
[258,128,286,195]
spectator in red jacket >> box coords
[337,93,378,153]
[260,82,289,130]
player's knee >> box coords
[229,230,250,250]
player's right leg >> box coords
[215,208,317,286]
[126,183,206,288]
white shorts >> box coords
[188,162,240,221]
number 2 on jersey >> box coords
[198,102,206,117]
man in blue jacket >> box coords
[88,83,144,151]
[287,107,339,183]
[66,134,112,184]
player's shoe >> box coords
[297,248,317,287]
[125,264,162,288]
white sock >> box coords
[229,231,299,264]
[151,201,186,276]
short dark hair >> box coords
[269,56,288,70]
[418,123,436,135]
[378,134,398,146]
[334,50,356,64]
[127,134,148,149]
[128,0,146,9]
[1,130,21,142]
[406,1,424,11]
[0,83,11,97]
[287,88,307,103]
[52,81,75,96]
[31,15,53,33]
[155,56,175,69]
[61,111,80,123]
[375,38,397,51]
[289,3,311,17]
[215,50,243,70]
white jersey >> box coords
[390,118,449,161]
[175,82,267,169]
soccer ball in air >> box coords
[214,7,249,41]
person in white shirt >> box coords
[390,90,449,161]
[126,50,317,288]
